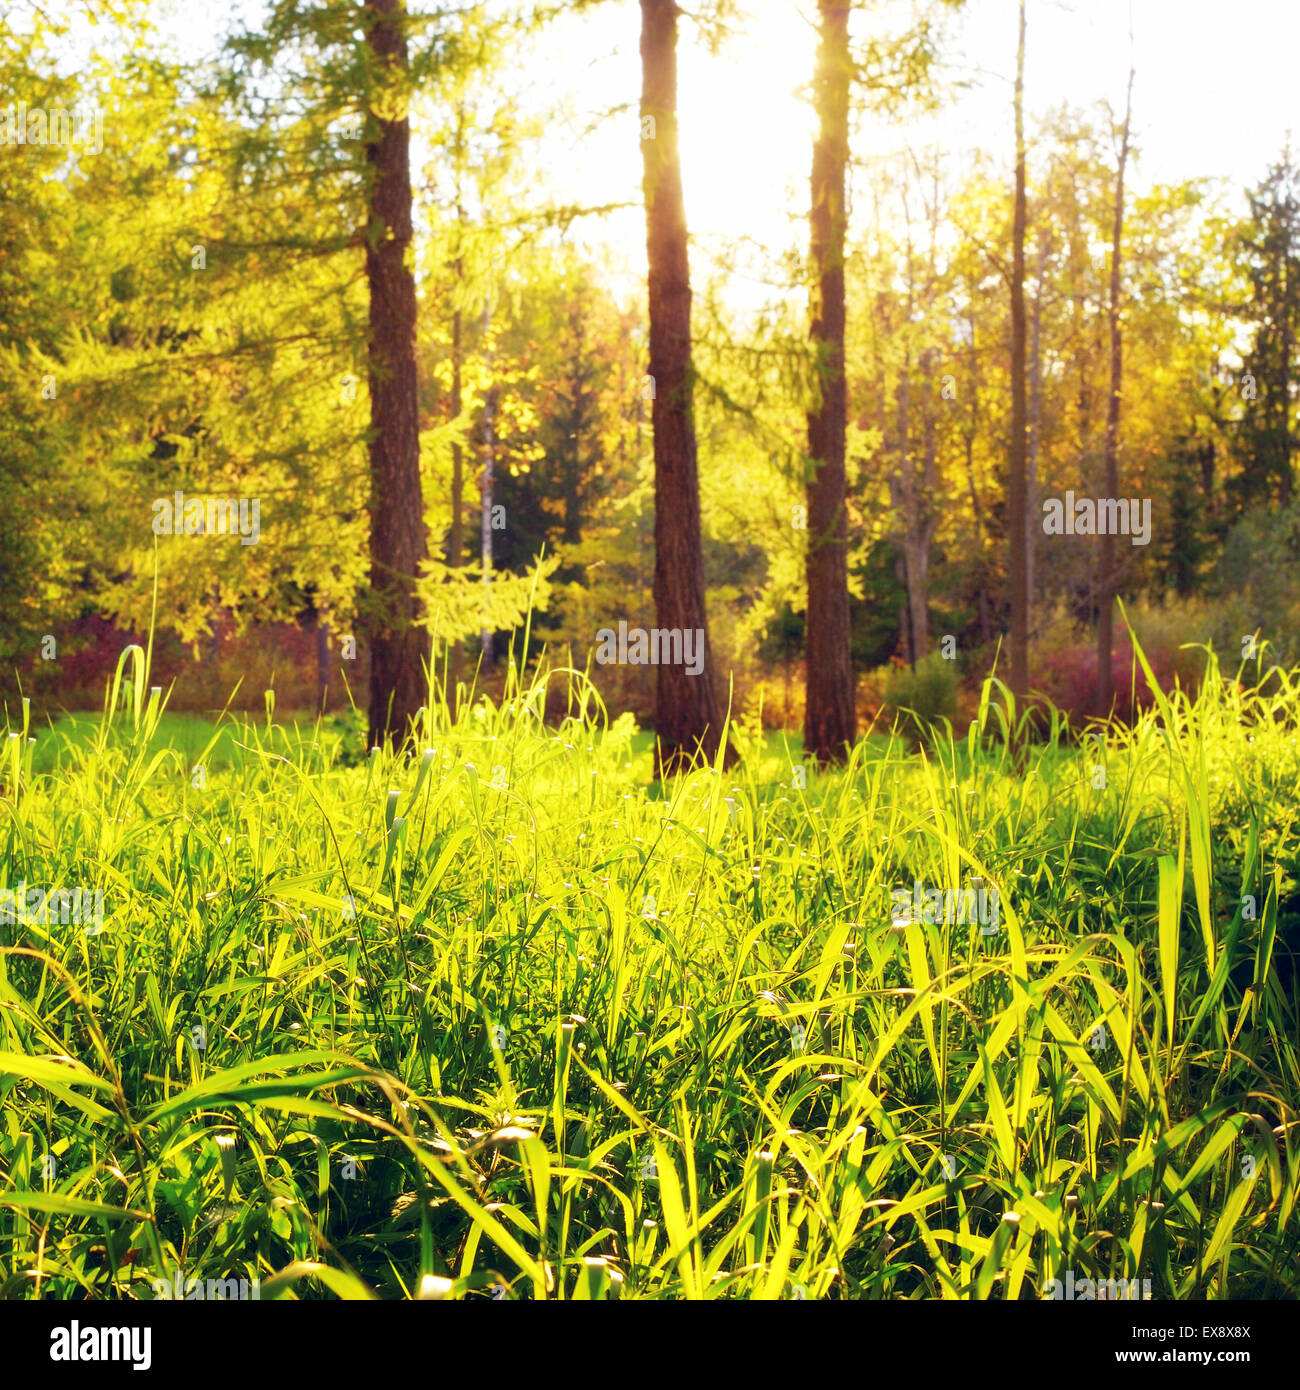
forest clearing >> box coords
[1,0,1298,1353]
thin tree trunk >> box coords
[893,359,912,664]
[640,0,728,776]
[804,0,856,762]
[962,305,992,645]
[967,431,993,645]
[1283,270,1294,507]
[1097,64,1133,718]
[566,312,586,543]
[891,367,935,670]
[916,363,936,659]
[1008,0,1030,698]
[316,614,330,712]
[481,299,495,668]
[446,103,466,720]
[1027,227,1046,620]
[363,0,427,747]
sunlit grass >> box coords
[0,632,1297,1299]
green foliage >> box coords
[1211,501,1300,667]
[415,552,559,648]
[1,639,1297,1299]
[1231,149,1300,512]
[883,651,960,739]
[0,24,101,670]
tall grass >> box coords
[0,632,1297,1299]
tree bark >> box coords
[363,0,427,747]
[1283,249,1294,508]
[639,0,728,776]
[480,301,495,668]
[565,302,593,544]
[446,102,466,720]
[1097,64,1133,719]
[803,0,856,762]
[893,358,913,663]
[1008,0,1030,698]
[316,614,330,712]
[890,359,935,670]
[961,304,992,645]
[1027,227,1047,621]
[917,362,936,659]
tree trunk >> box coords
[890,372,935,671]
[803,0,856,762]
[916,365,936,659]
[893,353,910,659]
[564,303,588,544]
[1008,0,1030,698]
[446,103,466,721]
[639,0,728,776]
[1097,65,1133,719]
[1027,227,1047,623]
[961,305,992,645]
[1283,270,1294,507]
[891,347,934,670]
[316,614,330,712]
[447,301,464,718]
[480,299,495,668]
[363,0,427,748]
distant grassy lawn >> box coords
[2,651,1297,1300]
[33,710,877,781]
[32,711,353,775]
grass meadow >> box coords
[2,636,1298,1301]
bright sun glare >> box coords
[522,0,1299,310]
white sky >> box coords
[50,0,1300,307]
[522,0,1300,302]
